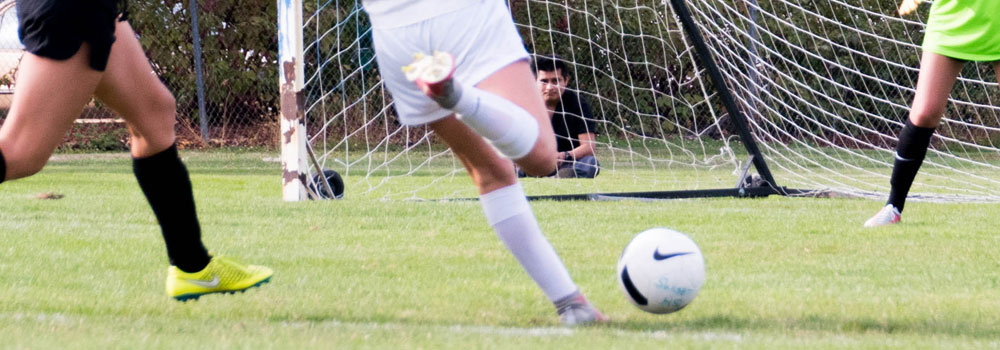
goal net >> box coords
[281,0,1000,202]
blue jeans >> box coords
[518,155,600,178]
[560,155,600,178]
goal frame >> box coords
[278,0,308,201]
[277,0,809,202]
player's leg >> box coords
[370,2,600,323]
[887,52,962,209]
[397,1,556,177]
[94,21,206,271]
[864,51,963,227]
[0,47,103,183]
[428,116,605,325]
[93,21,271,299]
[408,55,556,176]
[474,60,558,176]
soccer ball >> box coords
[308,169,345,199]
[616,227,705,314]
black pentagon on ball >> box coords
[620,266,648,306]
[309,169,345,199]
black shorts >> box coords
[16,0,126,72]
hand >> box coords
[898,0,921,16]
[557,151,573,164]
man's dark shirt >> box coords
[551,90,596,153]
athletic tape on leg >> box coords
[480,182,578,301]
[451,85,539,160]
[480,182,532,226]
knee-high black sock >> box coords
[133,144,210,273]
[887,120,935,212]
[0,147,6,185]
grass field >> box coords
[1,151,999,349]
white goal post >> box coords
[278,0,307,201]
[279,0,1000,202]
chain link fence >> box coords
[0,0,280,151]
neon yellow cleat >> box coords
[166,256,273,301]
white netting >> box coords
[296,0,1000,201]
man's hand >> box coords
[898,0,921,16]
[557,151,574,165]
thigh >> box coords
[461,1,552,154]
[475,60,557,172]
[474,60,549,132]
[909,51,964,127]
[372,0,532,127]
[93,21,177,156]
[0,46,102,179]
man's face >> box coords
[536,69,568,104]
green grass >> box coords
[2,151,1000,349]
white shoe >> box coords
[863,204,901,228]
[402,51,458,107]
[555,292,608,326]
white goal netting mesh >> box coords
[296,0,1000,201]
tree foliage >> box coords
[129,0,278,127]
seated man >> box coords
[527,55,600,178]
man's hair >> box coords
[531,55,571,79]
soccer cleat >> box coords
[863,204,901,228]
[555,292,608,326]
[166,256,273,301]
[402,51,460,108]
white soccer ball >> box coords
[617,227,705,314]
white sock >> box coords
[448,84,539,160]
[480,183,578,302]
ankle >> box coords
[430,79,461,109]
[553,289,583,311]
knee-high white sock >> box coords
[444,83,539,160]
[480,183,577,302]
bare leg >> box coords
[430,116,602,323]
[429,116,516,194]
[92,21,210,272]
[0,46,103,180]
[867,52,965,227]
[93,21,177,157]
[474,60,557,176]
[908,52,964,127]
[890,52,963,210]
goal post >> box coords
[282,0,1000,203]
[278,0,307,201]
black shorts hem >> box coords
[17,0,122,72]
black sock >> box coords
[133,144,211,273]
[887,120,935,212]
[0,147,6,185]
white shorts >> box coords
[371,0,529,126]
